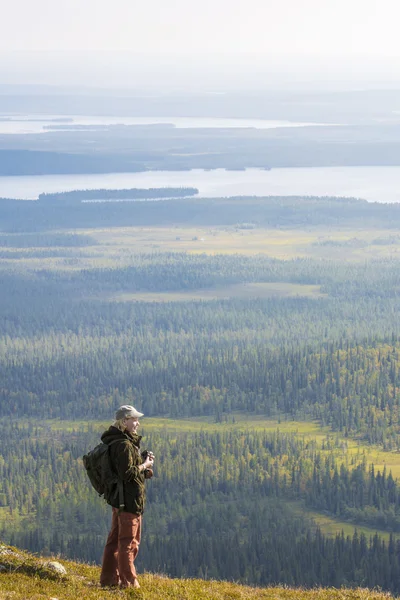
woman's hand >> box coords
[143,453,154,469]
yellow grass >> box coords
[110,282,325,303]
[2,226,400,274]
[39,415,325,434]
[85,226,400,260]
[0,543,397,600]
[287,500,400,542]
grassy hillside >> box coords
[0,543,397,600]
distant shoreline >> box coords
[0,166,400,203]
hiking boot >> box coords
[120,579,140,590]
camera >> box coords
[141,450,154,460]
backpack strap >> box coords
[117,480,125,513]
[107,439,126,512]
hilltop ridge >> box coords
[0,542,397,600]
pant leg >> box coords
[118,512,142,587]
[100,507,121,587]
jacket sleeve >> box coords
[113,441,142,482]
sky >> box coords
[1,0,400,90]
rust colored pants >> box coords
[100,508,142,588]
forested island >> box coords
[0,109,400,176]
[38,187,198,204]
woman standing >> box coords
[100,405,154,590]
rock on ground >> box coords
[43,561,67,575]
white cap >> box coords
[115,405,144,420]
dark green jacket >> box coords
[101,426,146,515]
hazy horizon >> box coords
[1,0,400,91]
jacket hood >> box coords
[101,425,142,447]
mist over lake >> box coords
[1,166,400,203]
[0,115,331,135]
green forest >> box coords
[3,423,400,592]
[2,193,400,592]
[2,194,400,231]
